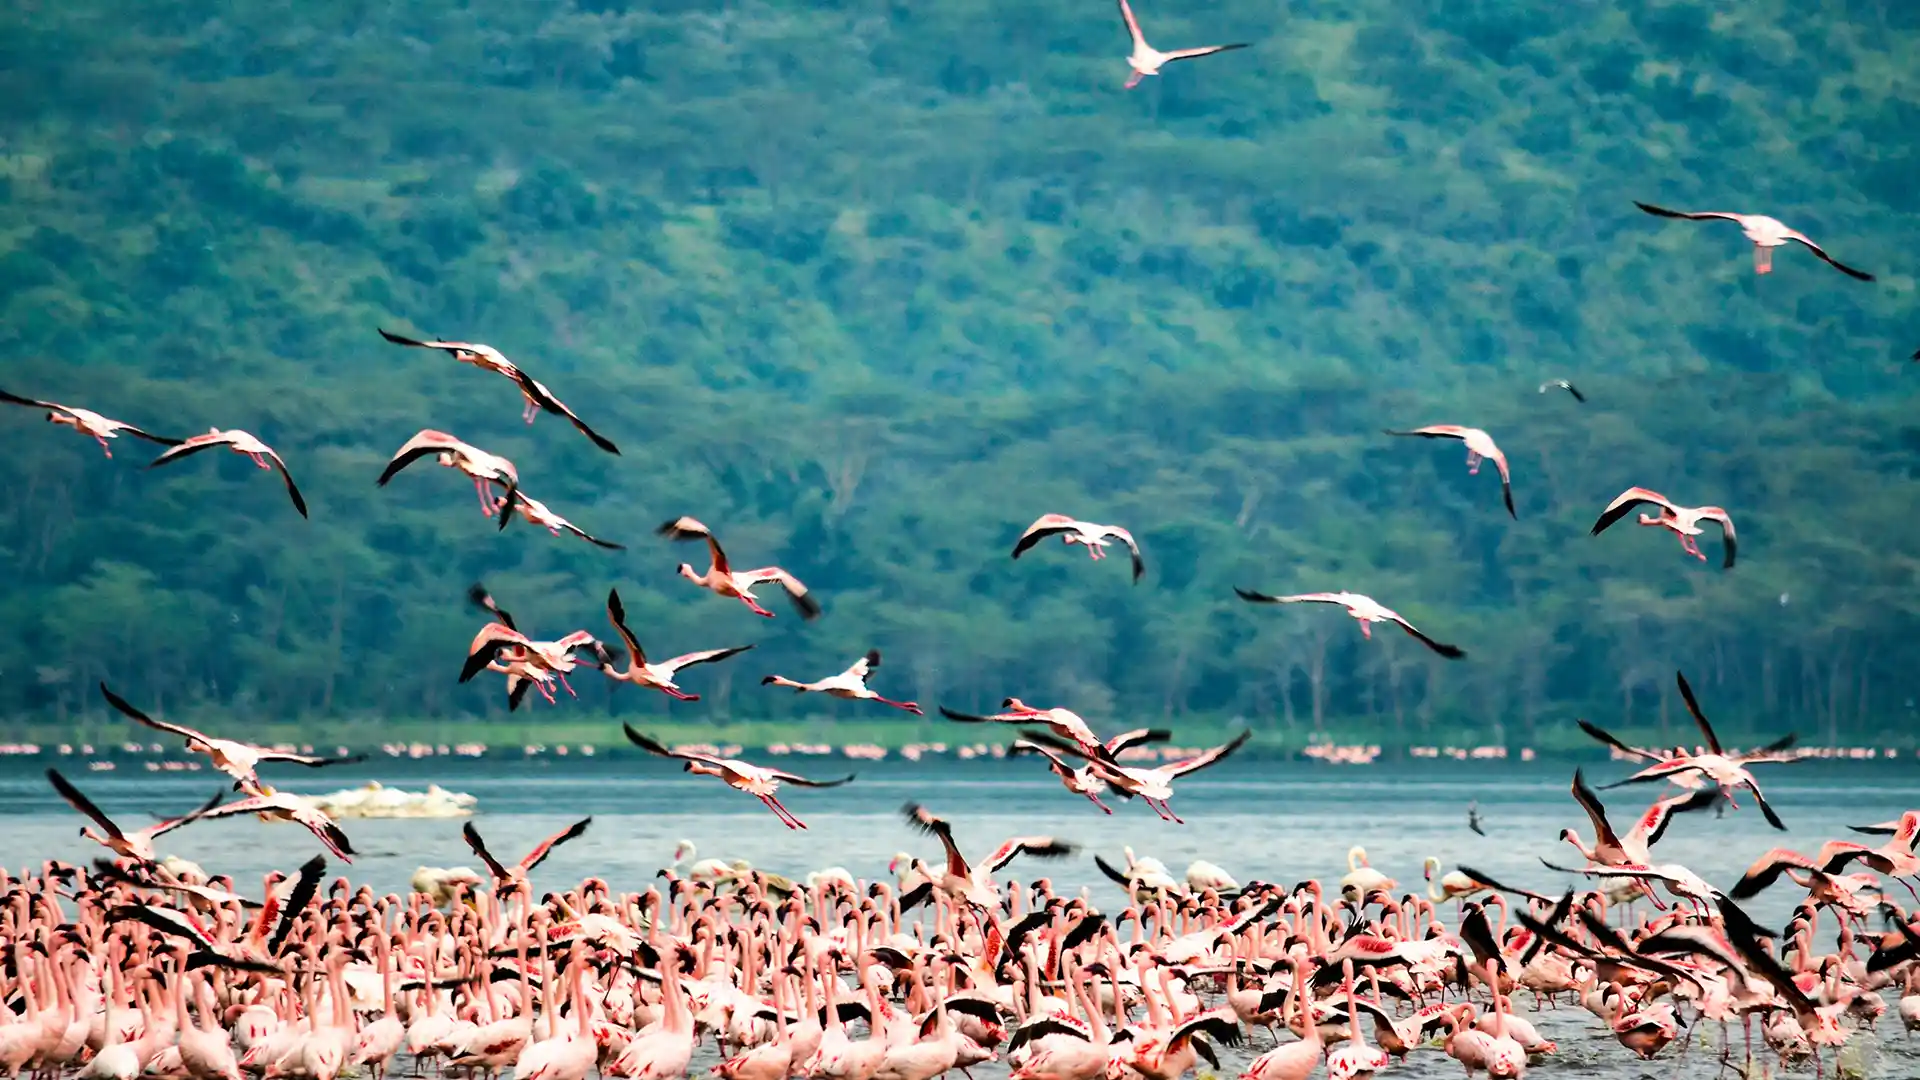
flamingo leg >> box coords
[1124,70,1144,90]
[1359,620,1373,640]
[1466,450,1482,475]
[661,686,700,702]
[768,795,808,830]
[1087,794,1113,814]
[249,452,270,469]
[535,681,557,704]
[523,400,540,423]
[475,478,495,516]
[1755,245,1774,275]
[875,697,922,715]
[558,673,576,697]
[738,594,775,618]
[95,436,113,457]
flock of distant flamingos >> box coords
[3,8,1914,1077]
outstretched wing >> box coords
[377,430,463,486]
[512,370,620,455]
[740,566,821,620]
[656,517,729,574]
[1166,729,1251,777]
[1674,670,1722,754]
[263,449,309,518]
[148,433,230,469]
[47,768,123,840]
[100,683,208,745]
[1011,514,1081,560]
[766,768,856,788]
[1695,507,1737,569]
[901,802,971,878]
[1633,202,1745,224]
[1590,487,1675,536]
[1161,43,1250,64]
[520,817,592,873]
[980,837,1078,874]
[1783,231,1875,282]
[462,822,513,882]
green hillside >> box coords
[1,0,1917,748]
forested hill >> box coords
[2,0,1917,747]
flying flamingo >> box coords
[461,818,592,897]
[1593,671,1797,830]
[656,516,821,619]
[1020,729,1250,823]
[376,430,519,518]
[150,429,308,517]
[1113,0,1249,90]
[1589,486,1737,568]
[1008,726,1171,814]
[620,725,854,829]
[939,699,1116,762]
[191,791,358,860]
[1384,425,1515,518]
[0,389,180,457]
[45,769,223,863]
[588,587,752,701]
[1537,379,1586,403]
[99,683,365,796]
[378,329,618,452]
[1633,202,1875,280]
[493,490,622,548]
[1011,515,1145,582]
[761,650,923,714]
[459,621,597,705]
[1234,588,1466,659]
[898,803,1077,910]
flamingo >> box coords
[1592,672,1796,829]
[1236,959,1319,1080]
[1009,726,1171,813]
[494,490,623,548]
[1384,424,1515,518]
[193,791,358,860]
[762,650,923,714]
[45,769,223,863]
[459,621,597,707]
[940,699,1117,761]
[898,803,1076,910]
[1589,486,1737,568]
[1020,729,1250,823]
[656,516,821,619]
[376,429,519,518]
[589,587,752,701]
[462,818,592,897]
[1235,588,1465,659]
[1113,0,1248,90]
[378,329,618,451]
[0,389,180,457]
[149,429,307,517]
[1339,847,1396,900]
[621,725,854,829]
[99,683,366,795]
[1010,514,1145,582]
[1634,202,1874,280]
[1322,961,1389,1080]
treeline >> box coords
[1,0,1918,746]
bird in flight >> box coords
[1011,514,1145,583]
[1633,202,1875,281]
[0,388,181,457]
[657,516,821,620]
[1589,487,1736,569]
[1113,0,1249,90]
[1384,425,1515,519]
[150,429,308,518]
[1468,801,1486,836]
[1235,588,1466,660]
[1537,379,1586,403]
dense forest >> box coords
[2,0,1918,749]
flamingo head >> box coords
[675,563,698,582]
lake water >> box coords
[3,754,1916,1077]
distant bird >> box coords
[656,516,821,620]
[940,699,1116,762]
[761,650,923,714]
[0,389,181,456]
[377,430,519,518]
[100,683,366,796]
[1235,588,1466,659]
[1468,801,1486,836]
[620,724,854,829]
[1113,0,1249,90]
[379,329,619,452]
[1011,514,1145,582]
[461,620,598,707]
[590,587,752,702]
[495,490,622,548]
[150,429,308,517]
[1537,379,1586,403]
[1589,486,1736,569]
[46,769,223,863]
[1384,425,1515,518]
[1633,202,1875,281]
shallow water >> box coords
[3,755,1917,1076]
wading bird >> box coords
[0,388,181,456]
[590,587,752,701]
[940,699,1116,763]
[1235,588,1465,659]
[1589,486,1737,569]
[100,683,366,795]
[47,769,224,863]
[462,818,592,897]
[899,803,1076,910]
[1384,424,1515,518]
[377,430,519,518]
[1011,514,1145,582]
[656,516,821,619]
[761,649,923,714]
[1593,671,1797,830]
[1021,729,1250,823]
[1113,0,1248,90]
[621,725,854,829]
[193,790,358,861]
[379,329,618,452]
[1009,726,1172,814]
[150,429,308,517]
[1634,202,1875,281]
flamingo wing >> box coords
[100,683,211,745]
[1234,587,1347,605]
[604,588,645,667]
[1695,507,1736,568]
[146,787,229,839]
[765,768,856,788]
[468,583,517,632]
[1575,718,1663,762]
[1164,729,1251,777]
[519,817,592,872]
[377,430,465,486]
[1094,524,1146,582]
[901,803,972,878]
[262,449,309,518]
[739,566,822,619]
[1590,487,1675,536]
[1012,514,1084,559]
[0,387,63,411]
[938,706,1012,725]
[511,369,620,454]
[1114,0,1147,50]
[111,420,183,445]
[1105,727,1173,753]
[557,517,624,549]
[47,768,125,840]
[1746,782,1788,831]
[1783,231,1874,282]
[461,623,534,683]
[656,517,730,574]
[267,854,328,955]
[1569,768,1622,852]
[461,822,515,882]
[981,837,1078,874]
[1633,202,1746,224]
[1388,615,1466,659]
[1161,43,1250,63]
[620,724,726,768]
[148,433,232,468]
[842,649,880,683]
[1638,789,1719,848]
[1673,671,1723,755]
[659,644,754,673]
[1383,425,1470,441]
